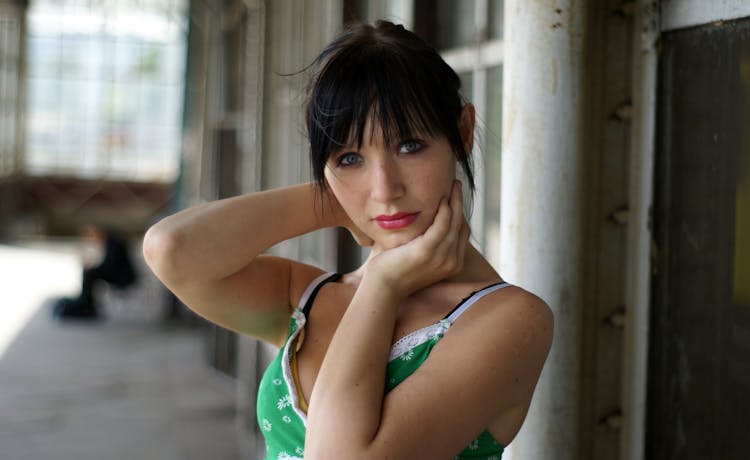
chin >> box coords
[378,231,421,249]
[369,219,431,250]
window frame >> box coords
[661,0,750,31]
[435,0,504,268]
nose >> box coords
[369,157,405,202]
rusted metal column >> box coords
[500,1,588,459]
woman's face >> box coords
[324,117,458,251]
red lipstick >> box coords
[374,212,419,230]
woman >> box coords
[144,20,553,460]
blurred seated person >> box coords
[53,225,137,319]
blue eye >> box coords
[399,140,424,154]
[336,152,361,167]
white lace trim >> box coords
[388,320,450,362]
[388,282,511,361]
[279,273,336,427]
[281,310,308,424]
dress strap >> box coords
[299,272,341,317]
[442,281,512,324]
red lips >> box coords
[374,212,419,230]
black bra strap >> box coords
[302,272,342,317]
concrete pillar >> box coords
[500,1,588,459]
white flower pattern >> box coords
[399,349,415,361]
[277,452,302,460]
[277,394,292,410]
[262,418,272,432]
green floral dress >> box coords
[257,272,510,460]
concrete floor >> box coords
[0,242,242,460]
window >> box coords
[418,0,505,268]
[25,0,188,181]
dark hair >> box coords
[305,20,475,194]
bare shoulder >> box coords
[495,285,553,335]
[436,283,554,404]
[463,283,553,344]
[486,285,551,359]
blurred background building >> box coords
[0,0,748,459]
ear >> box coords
[458,103,476,155]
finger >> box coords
[431,180,462,251]
[439,183,467,272]
[421,196,452,247]
[448,180,464,236]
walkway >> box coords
[0,241,242,460]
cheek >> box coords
[325,173,367,220]
[419,161,456,196]
[324,168,347,197]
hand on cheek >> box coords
[367,180,469,297]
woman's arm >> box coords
[305,181,468,455]
[143,183,342,345]
[336,289,552,459]
[304,182,553,459]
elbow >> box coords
[142,220,186,285]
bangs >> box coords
[310,48,446,153]
[306,36,464,184]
